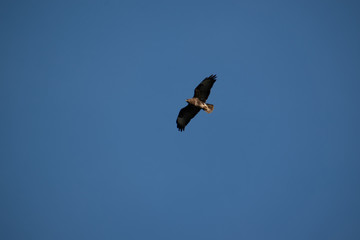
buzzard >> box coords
[176,74,217,131]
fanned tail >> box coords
[204,104,214,113]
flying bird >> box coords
[176,74,217,131]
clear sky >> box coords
[1,0,360,239]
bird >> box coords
[176,74,217,131]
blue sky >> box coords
[1,0,360,239]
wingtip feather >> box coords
[208,74,217,81]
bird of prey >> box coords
[176,74,217,131]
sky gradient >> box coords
[1,0,360,239]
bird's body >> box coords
[176,75,217,131]
[186,98,214,113]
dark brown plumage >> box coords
[176,74,217,131]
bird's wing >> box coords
[176,104,201,131]
[193,74,217,102]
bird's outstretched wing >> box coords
[176,104,201,131]
[193,74,217,102]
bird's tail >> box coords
[204,104,214,113]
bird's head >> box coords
[186,98,195,104]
